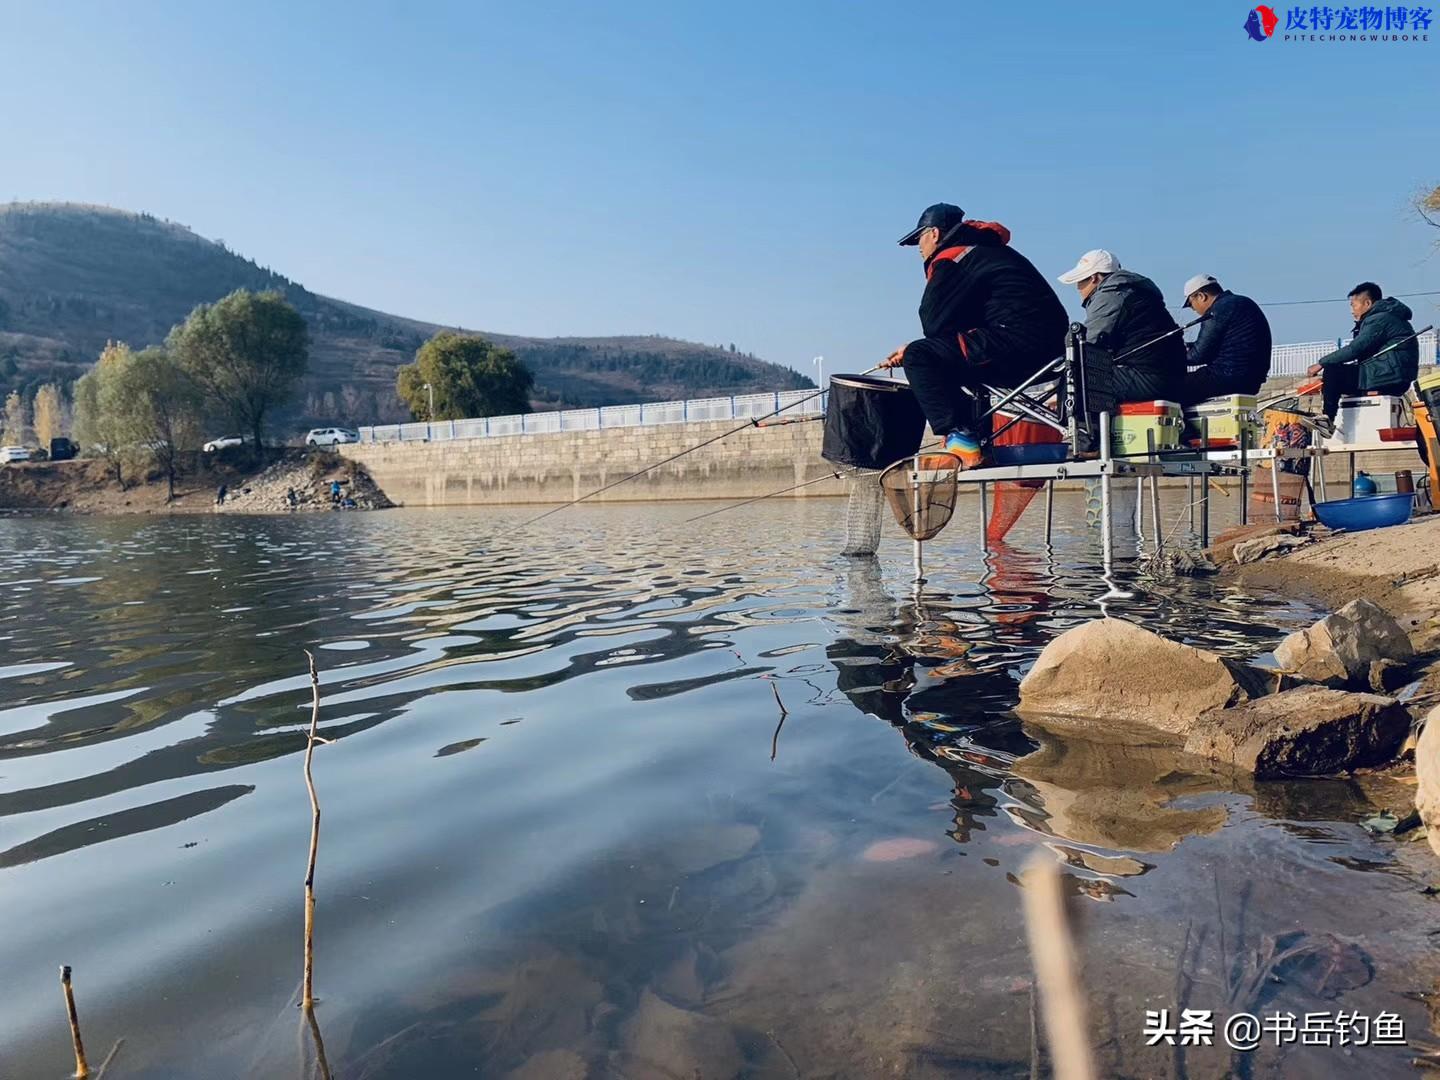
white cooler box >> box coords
[1325,395,1405,448]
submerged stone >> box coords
[620,989,744,1080]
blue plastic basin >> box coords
[992,443,1069,466]
[1313,492,1414,532]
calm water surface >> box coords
[1,496,1436,1078]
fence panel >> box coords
[684,396,735,422]
[641,400,687,425]
[777,388,824,415]
[731,393,776,419]
[601,404,643,428]
[560,408,601,431]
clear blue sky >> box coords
[4,1,1437,377]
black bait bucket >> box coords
[821,374,927,470]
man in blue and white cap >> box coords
[882,202,1067,465]
[1058,249,1186,403]
[1176,273,1272,405]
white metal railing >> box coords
[358,335,1438,444]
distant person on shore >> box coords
[330,479,342,504]
[1176,274,1272,405]
[1306,283,1420,437]
[215,483,227,506]
[1058,250,1186,403]
[879,203,1067,466]
[286,486,298,510]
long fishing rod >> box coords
[520,364,881,526]
[684,437,947,526]
[682,470,846,523]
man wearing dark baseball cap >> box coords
[881,203,1067,466]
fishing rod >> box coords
[682,469,846,523]
[520,364,881,526]
[684,437,947,525]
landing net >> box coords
[880,453,962,541]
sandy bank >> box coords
[1231,516,1440,648]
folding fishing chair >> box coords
[965,323,1117,458]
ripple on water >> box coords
[0,498,1429,1078]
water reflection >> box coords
[0,498,1433,1077]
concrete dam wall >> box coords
[339,419,846,507]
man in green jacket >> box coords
[1308,283,1420,435]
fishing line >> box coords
[520,364,881,526]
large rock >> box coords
[1416,705,1440,859]
[1273,598,1415,688]
[1018,618,1271,734]
[1182,687,1408,778]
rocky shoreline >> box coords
[1017,513,1440,860]
[0,449,393,515]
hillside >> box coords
[0,202,811,427]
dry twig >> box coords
[300,650,333,1080]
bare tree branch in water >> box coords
[301,650,333,1080]
[60,965,90,1078]
[767,679,788,761]
[1021,855,1097,1080]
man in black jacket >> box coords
[1058,249,1186,402]
[1176,274,1272,405]
[880,203,1068,464]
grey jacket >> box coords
[1082,270,1187,399]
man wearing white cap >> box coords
[1057,250,1186,402]
[1175,274,1272,405]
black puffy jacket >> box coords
[1185,291,1272,390]
[918,221,1068,379]
[1082,270,1186,400]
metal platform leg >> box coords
[1044,479,1054,545]
[1188,474,1196,529]
[979,481,989,553]
[911,455,924,588]
[1270,460,1282,524]
[1135,476,1145,539]
[1239,427,1249,526]
[1316,449,1329,504]
[1100,413,1114,573]
[1149,473,1163,557]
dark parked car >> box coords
[50,437,77,461]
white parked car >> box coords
[305,427,359,447]
[0,445,30,463]
[202,435,246,453]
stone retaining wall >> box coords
[340,419,845,507]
